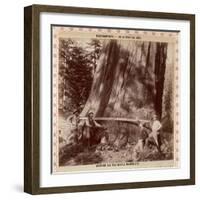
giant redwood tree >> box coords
[81,39,171,121]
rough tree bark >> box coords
[154,43,168,119]
[80,40,168,120]
[161,43,174,130]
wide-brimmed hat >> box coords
[73,110,79,115]
[87,110,94,116]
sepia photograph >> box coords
[24,5,195,194]
[52,26,179,173]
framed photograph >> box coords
[24,4,195,194]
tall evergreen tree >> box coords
[59,39,94,113]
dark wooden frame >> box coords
[24,4,195,195]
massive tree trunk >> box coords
[154,43,168,119]
[161,43,174,131]
[81,40,168,120]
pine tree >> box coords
[86,39,102,74]
[59,39,93,113]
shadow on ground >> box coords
[59,144,103,166]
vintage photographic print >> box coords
[51,26,180,173]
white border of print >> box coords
[40,12,190,187]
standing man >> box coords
[136,121,149,152]
[132,121,149,160]
[146,114,162,152]
[66,110,82,145]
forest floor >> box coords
[58,114,174,167]
[59,142,173,166]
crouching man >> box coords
[82,111,103,149]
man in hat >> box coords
[66,110,82,145]
[136,121,149,151]
[131,121,149,160]
[82,111,104,148]
[146,114,162,152]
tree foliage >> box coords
[58,39,101,114]
[58,38,173,124]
